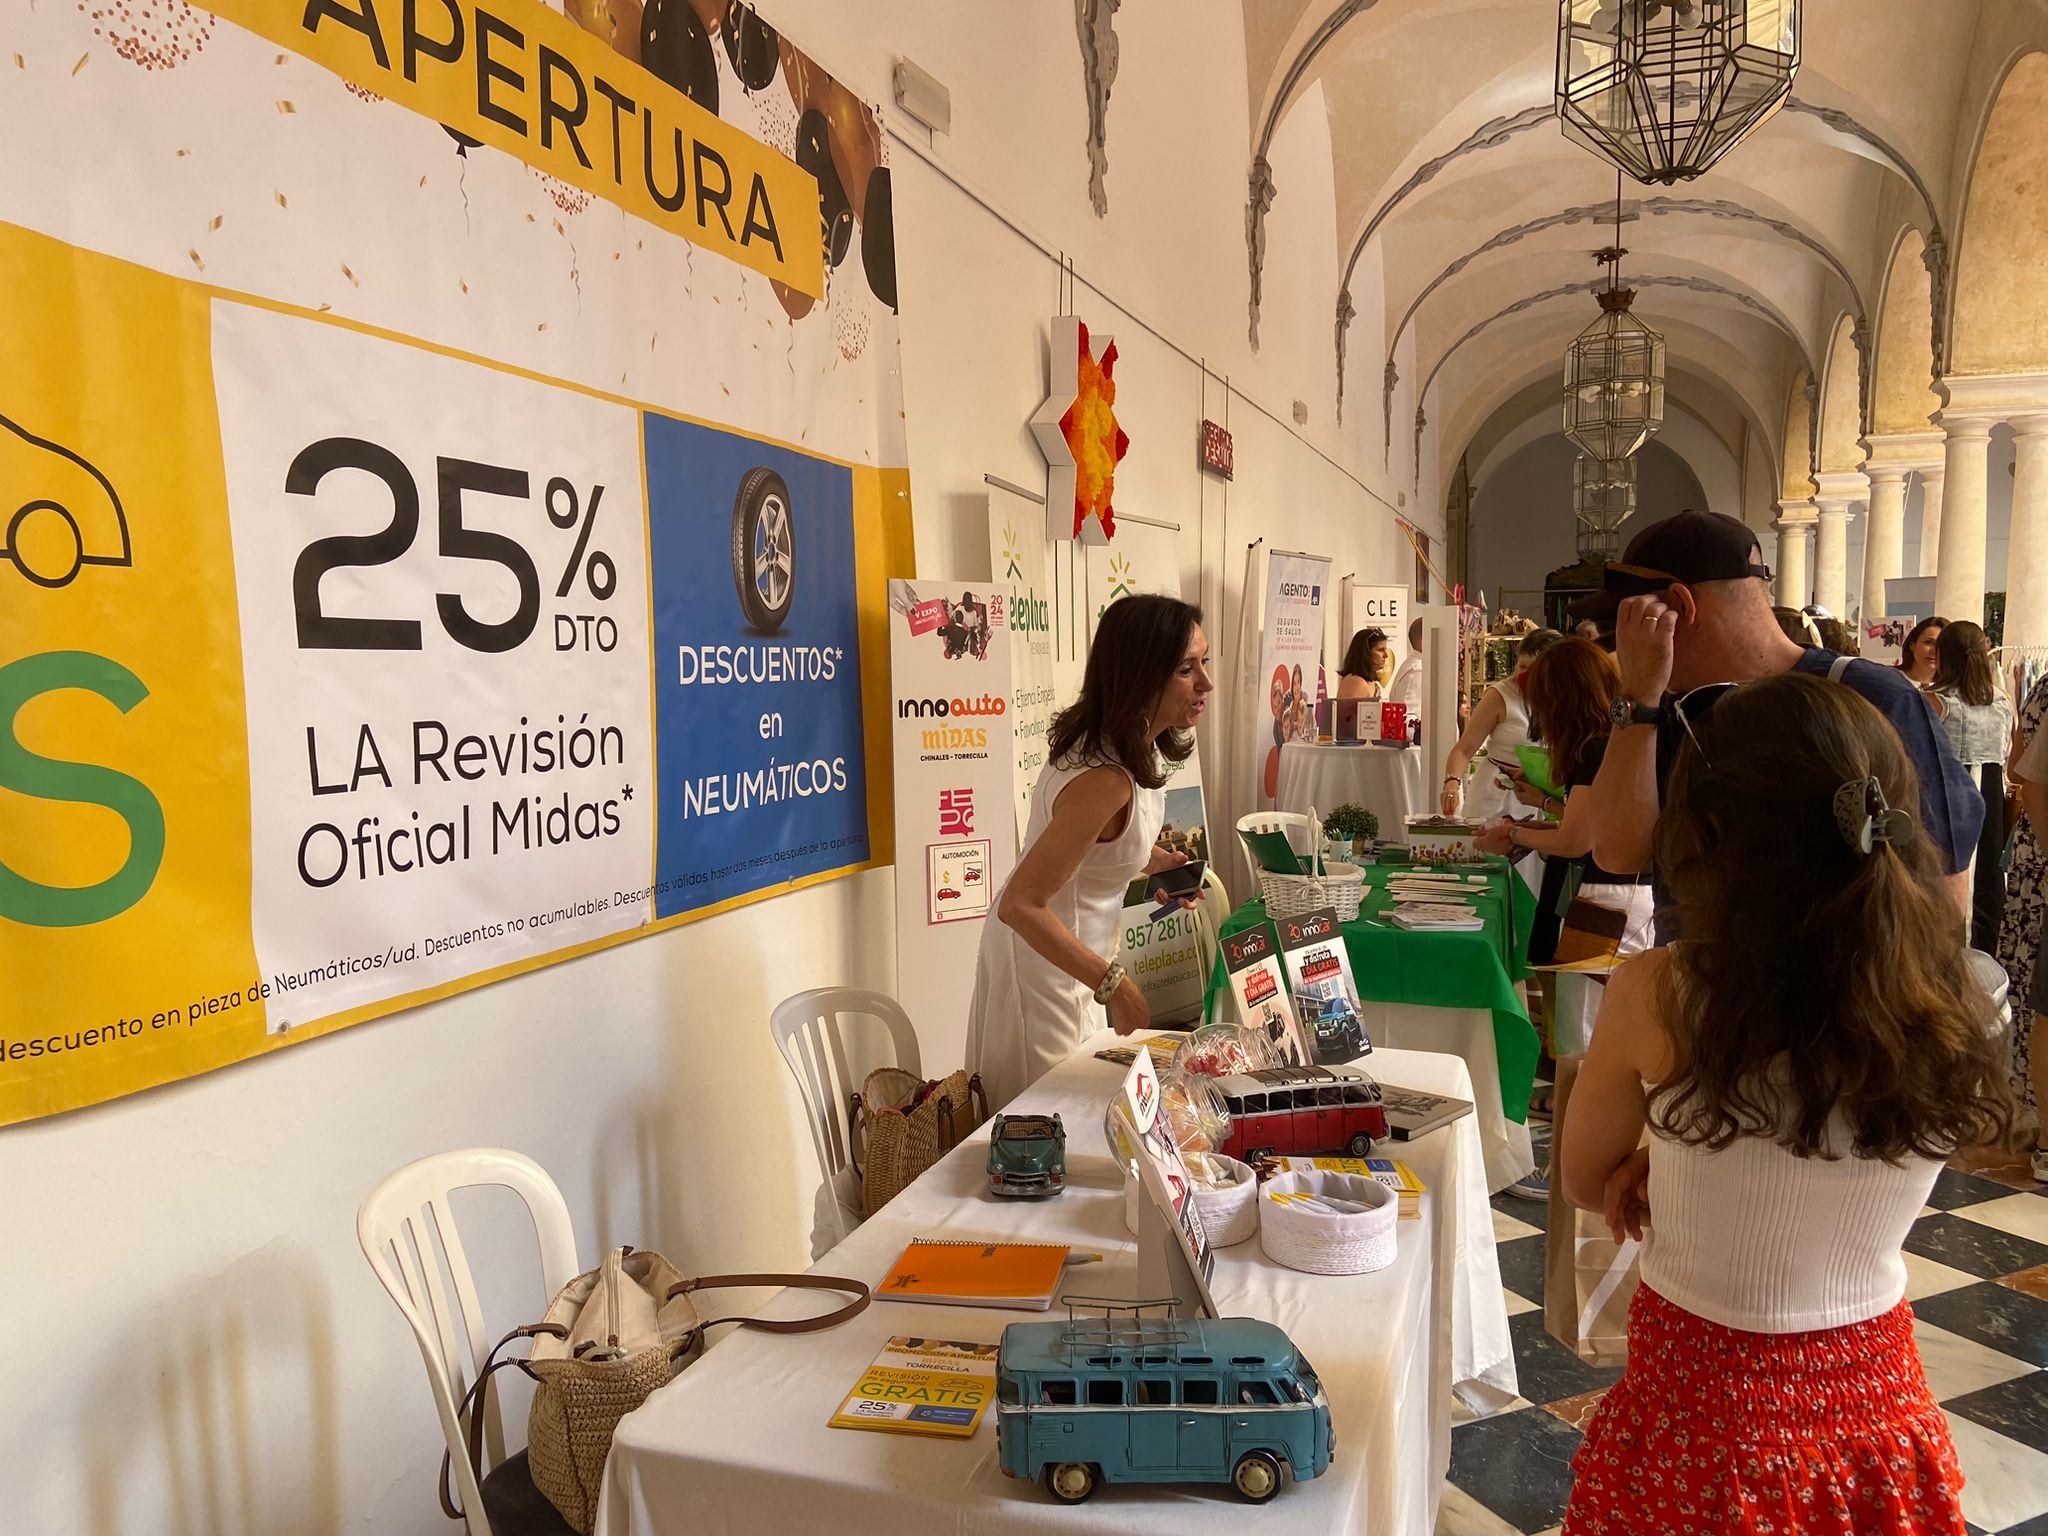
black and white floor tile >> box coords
[1440,1120,2048,1536]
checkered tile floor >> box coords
[1440,1120,2048,1536]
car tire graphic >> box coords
[731,467,796,632]
[7,500,85,588]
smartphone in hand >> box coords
[1144,859,1206,922]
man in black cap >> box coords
[1571,509,1981,931]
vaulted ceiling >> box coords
[1240,0,2044,513]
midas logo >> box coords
[0,652,165,927]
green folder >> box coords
[1237,827,1310,875]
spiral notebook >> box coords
[876,1239,1073,1310]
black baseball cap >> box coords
[1569,510,1774,624]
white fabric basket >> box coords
[1189,1157,1259,1246]
[1258,1168,1398,1275]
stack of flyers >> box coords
[1220,923,1314,1068]
[1390,903,1483,932]
[1276,907,1371,1065]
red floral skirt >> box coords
[1563,1284,1965,1535]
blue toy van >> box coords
[996,1298,1333,1504]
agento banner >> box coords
[0,1,912,1121]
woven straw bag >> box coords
[850,1066,988,1219]
[438,1247,868,1534]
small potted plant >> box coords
[1322,804,1378,863]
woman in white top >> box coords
[1926,619,2014,952]
[1440,628,1563,820]
[1560,672,2012,1536]
[965,594,1213,1110]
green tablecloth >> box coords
[1203,861,1539,1123]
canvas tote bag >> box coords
[850,1066,988,1218]
[441,1246,869,1533]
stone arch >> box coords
[1780,368,1817,499]
[1950,51,2048,376]
[1870,228,1939,434]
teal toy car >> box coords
[988,1112,1066,1198]
[996,1298,1333,1504]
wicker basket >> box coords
[1258,861,1367,922]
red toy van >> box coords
[1211,1067,1388,1160]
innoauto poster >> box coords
[0,0,913,1122]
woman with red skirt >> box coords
[1561,672,2015,1535]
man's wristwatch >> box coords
[1609,696,1667,730]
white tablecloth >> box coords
[597,1040,1517,1536]
[1362,1005,1536,1195]
[1276,741,1425,841]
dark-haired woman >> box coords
[965,594,1213,1108]
[1899,615,1945,688]
[1927,620,2013,951]
[1336,628,1389,700]
[1561,672,2011,1535]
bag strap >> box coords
[665,1272,872,1335]
[436,1321,568,1521]
[847,1092,865,1181]
[1828,653,1856,684]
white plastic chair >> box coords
[1193,863,1232,978]
[358,1149,581,1536]
[770,988,923,1252]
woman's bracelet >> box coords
[1092,959,1127,1004]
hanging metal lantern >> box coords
[1574,454,1637,523]
[1556,0,1799,184]
[1574,454,1636,559]
[1563,247,1666,460]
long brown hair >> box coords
[1932,619,1997,707]
[1522,638,1619,786]
[1047,593,1200,790]
[1652,672,2013,1161]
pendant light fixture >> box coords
[1556,0,1799,185]
[1573,453,1637,559]
[1562,177,1666,462]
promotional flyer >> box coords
[987,481,1062,845]
[0,0,913,1122]
[889,579,1017,1035]
[1256,550,1333,805]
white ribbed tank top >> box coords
[1640,1119,1941,1334]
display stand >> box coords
[1135,1155,1219,1318]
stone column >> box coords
[1860,463,1910,629]
[1811,471,1865,620]
[1774,501,1816,609]
[1916,465,1945,579]
[1933,413,1995,624]
[2006,414,2048,654]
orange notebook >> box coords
[875,1240,1072,1310]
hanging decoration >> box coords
[1562,187,1666,462]
[1573,455,1637,559]
[1032,315,1130,544]
[1556,0,1800,184]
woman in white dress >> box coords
[1440,628,1564,820]
[966,595,1214,1109]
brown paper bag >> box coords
[1542,1062,1641,1368]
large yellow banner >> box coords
[1,0,911,1123]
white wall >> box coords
[0,5,1425,1534]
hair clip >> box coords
[1833,776,1914,855]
